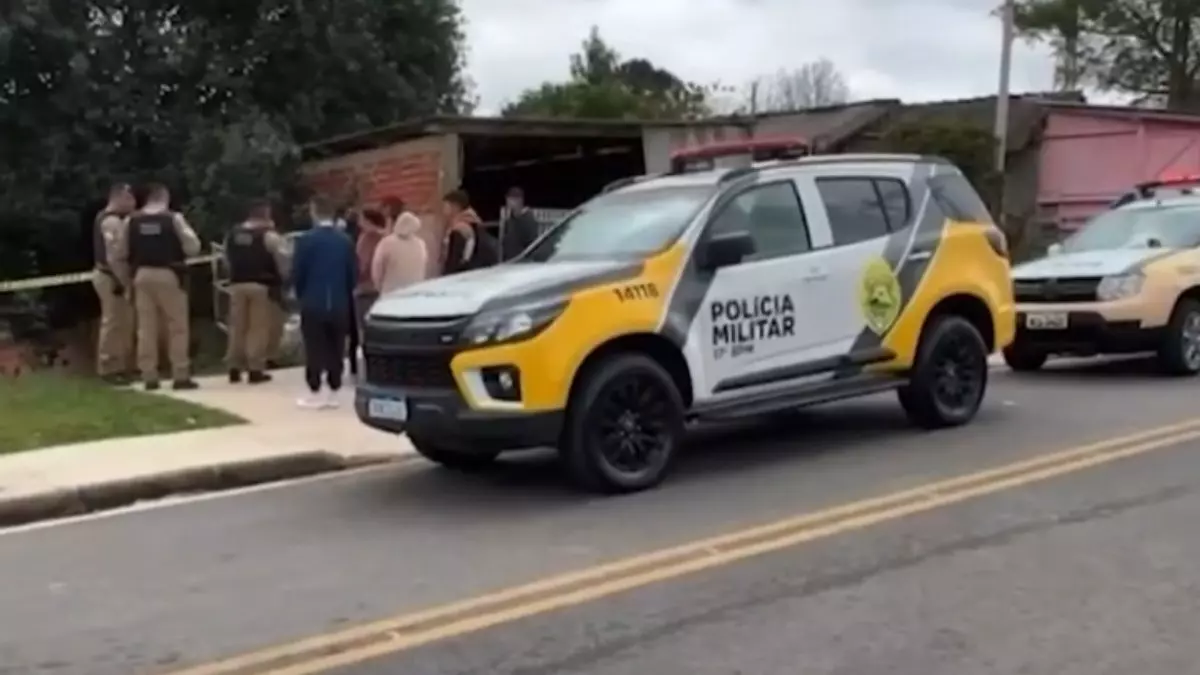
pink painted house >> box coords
[1038,103,1200,229]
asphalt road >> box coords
[1,357,1199,675]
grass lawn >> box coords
[0,373,243,455]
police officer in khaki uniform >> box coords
[223,200,289,384]
[264,218,289,368]
[111,183,202,390]
[91,183,137,384]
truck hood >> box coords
[369,260,639,318]
[1012,248,1171,279]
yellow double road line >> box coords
[161,418,1200,675]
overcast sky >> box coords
[459,0,1066,114]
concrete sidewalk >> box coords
[0,368,414,528]
[0,356,1019,528]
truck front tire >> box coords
[1002,345,1047,372]
[1157,298,1200,376]
[559,353,685,494]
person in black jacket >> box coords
[441,189,498,275]
[500,186,541,261]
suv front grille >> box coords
[364,352,456,389]
[1014,277,1102,303]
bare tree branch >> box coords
[747,58,850,113]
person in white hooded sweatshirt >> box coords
[370,207,428,296]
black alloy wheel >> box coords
[590,372,673,476]
[560,353,684,493]
[931,328,987,416]
[899,315,989,429]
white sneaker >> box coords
[319,389,341,409]
[296,393,324,409]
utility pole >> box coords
[994,0,1015,226]
[994,0,1014,175]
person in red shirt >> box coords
[353,207,390,323]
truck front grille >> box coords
[1014,277,1102,303]
[364,352,456,389]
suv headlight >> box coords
[1096,273,1144,301]
[462,297,568,346]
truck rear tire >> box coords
[559,353,685,494]
[899,315,989,429]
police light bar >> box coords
[669,136,810,174]
[1135,171,1200,195]
[1109,170,1200,208]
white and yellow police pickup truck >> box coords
[357,153,1015,493]
[1005,188,1200,375]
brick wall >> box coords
[301,135,450,213]
[301,134,456,277]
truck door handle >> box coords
[802,268,828,282]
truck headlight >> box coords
[462,298,568,346]
[1096,274,1144,301]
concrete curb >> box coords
[0,451,413,529]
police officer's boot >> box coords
[171,379,199,391]
[228,369,242,384]
[247,371,272,384]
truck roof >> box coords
[612,153,951,193]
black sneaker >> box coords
[228,369,242,384]
[247,371,272,384]
[144,380,161,392]
[171,379,199,391]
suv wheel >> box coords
[1157,298,1200,376]
[1002,345,1047,372]
[898,315,989,429]
[559,353,685,494]
[407,432,499,472]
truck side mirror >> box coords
[698,232,755,270]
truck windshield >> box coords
[1063,204,1200,253]
[519,186,714,263]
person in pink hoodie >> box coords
[371,204,428,295]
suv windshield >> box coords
[1062,204,1200,253]
[519,185,714,263]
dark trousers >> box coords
[300,308,349,392]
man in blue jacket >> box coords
[291,195,357,409]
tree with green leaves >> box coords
[1014,0,1200,108]
[502,27,712,120]
[0,0,471,278]
[0,0,471,344]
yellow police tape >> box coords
[0,230,304,295]
[0,254,221,294]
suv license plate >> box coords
[368,397,407,421]
[1026,312,1068,330]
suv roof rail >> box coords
[601,174,660,194]
[718,166,759,183]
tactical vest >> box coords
[127,212,185,270]
[225,226,279,285]
[93,210,118,271]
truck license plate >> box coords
[368,397,407,421]
[1025,312,1068,330]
